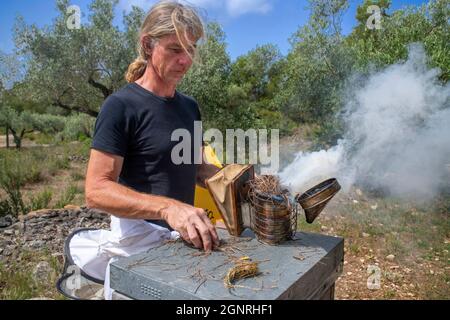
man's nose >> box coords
[178,53,192,66]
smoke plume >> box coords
[279,44,450,201]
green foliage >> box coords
[0,104,95,147]
[70,171,85,181]
[180,24,290,132]
[353,0,391,38]
[0,106,66,148]
[229,44,282,102]
[0,82,48,114]
[0,179,27,218]
[0,199,14,217]
[0,249,64,300]
[29,189,53,211]
[348,0,449,81]
[179,22,232,131]
[309,116,345,149]
[0,152,29,217]
[0,146,78,216]
[58,113,95,142]
[275,0,353,140]
[3,0,448,149]
[14,0,144,117]
[54,184,80,209]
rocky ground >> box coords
[1,200,448,300]
[0,206,110,259]
[0,136,448,300]
[0,206,110,299]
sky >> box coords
[0,0,430,61]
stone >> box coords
[321,226,328,232]
[69,211,78,218]
[23,209,50,220]
[51,252,64,264]
[3,229,14,236]
[28,240,46,249]
[64,205,80,210]
[45,211,58,218]
[42,234,54,241]
[33,261,53,283]
[362,232,370,238]
[80,212,92,219]
[9,222,20,230]
[0,215,15,228]
[386,254,395,261]
[92,212,107,220]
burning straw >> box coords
[246,175,296,245]
[249,175,285,196]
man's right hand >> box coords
[161,202,220,252]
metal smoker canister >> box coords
[250,190,295,245]
[295,178,341,224]
[249,178,341,244]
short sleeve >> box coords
[91,96,132,157]
[194,102,205,146]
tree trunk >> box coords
[9,128,21,149]
[14,135,21,149]
[5,125,9,148]
[14,140,21,149]
[53,100,99,118]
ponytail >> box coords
[125,58,147,83]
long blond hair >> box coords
[125,1,204,83]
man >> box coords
[85,1,220,252]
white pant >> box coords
[69,216,179,300]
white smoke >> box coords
[279,44,450,200]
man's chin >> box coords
[172,76,185,84]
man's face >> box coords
[148,34,196,85]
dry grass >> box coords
[1,138,448,300]
[224,258,260,289]
[0,249,65,300]
[298,189,450,300]
[0,142,90,216]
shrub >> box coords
[0,156,28,217]
[59,114,95,142]
[54,184,80,209]
[0,199,14,218]
[29,189,53,211]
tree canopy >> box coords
[0,0,447,147]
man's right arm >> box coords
[85,149,219,251]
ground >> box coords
[303,191,449,300]
[0,135,449,300]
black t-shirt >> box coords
[91,83,201,228]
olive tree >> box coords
[14,0,144,117]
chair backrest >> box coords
[56,228,105,300]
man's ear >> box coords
[141,35,154,57]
